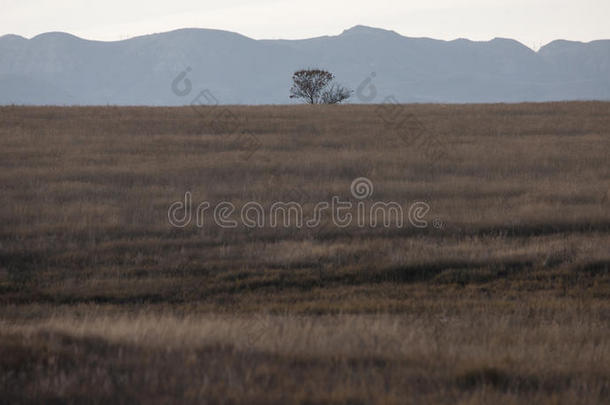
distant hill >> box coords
[1,25,609,104]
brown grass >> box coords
[0,103,609,404]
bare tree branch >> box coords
[321,84,352,104]
[289,69,351,104]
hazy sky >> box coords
[1,0,609,49]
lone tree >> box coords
[289,69,352,104]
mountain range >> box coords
[1,25,609,105]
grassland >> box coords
[0,103,609,404]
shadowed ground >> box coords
[0,103,608,404]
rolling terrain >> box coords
[1,26,610,104]
[0,103,609,404]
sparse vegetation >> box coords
[289,69,352,104]
[0,103,609,404]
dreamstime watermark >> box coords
[170,67,261,160]
[355,72,449,163]
[168,177,435,230]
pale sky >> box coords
[1,0,609,50]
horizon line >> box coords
[2,25,609,52]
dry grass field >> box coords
[0,103,609,404]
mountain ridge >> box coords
[5,26,608,50]
[1,25,609,104]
